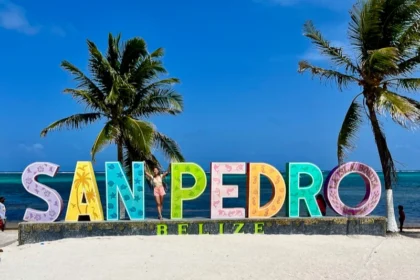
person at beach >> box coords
[316,194,327,216]
[398,205,405,232]
[0,197,6,232]
[146,166,170,220]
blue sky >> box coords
[1,0,420,172]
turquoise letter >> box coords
[286,162,322,217]
[105,161,145,221]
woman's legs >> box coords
[159,195,165,217]
[154,195,162,219]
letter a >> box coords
[65,161,104,222]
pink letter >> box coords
[324,162,381,216]
[21,162,64,222]
[210,162,246,219]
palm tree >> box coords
[298,0,420,232]
[41,33,185,218]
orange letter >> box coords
[247,163,286,218]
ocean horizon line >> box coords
[1,170,420,174]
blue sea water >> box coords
[1,171,419,224]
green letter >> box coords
[254,222,264,234]
[286,162,323,218]
[198,223,209,235]
[178,223,188,235]
[171,163,207,219]
[233,223,244,234]
[219,223,224,234]
[157,224,168,235]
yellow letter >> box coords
[65,161,104,222]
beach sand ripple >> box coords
[0,232,420,280]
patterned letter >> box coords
[171,163,207,219]
[324,162,381,216]
[105,161,145,221]
[21,162,64,222]
[287,162,323,217]
[65,162,104,222]
[247,163,286,218]
[210,162,246,219]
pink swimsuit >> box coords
[152,175,166,197]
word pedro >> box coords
[20,161,382,223]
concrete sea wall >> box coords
[18,216,386,245]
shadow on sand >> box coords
[400,231,420,239]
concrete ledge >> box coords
[18,216,386,245]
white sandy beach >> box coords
[0,231,420,280]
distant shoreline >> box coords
[2,170,420,174]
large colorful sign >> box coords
[20,161,382,222]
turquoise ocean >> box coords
[1,171,419,224]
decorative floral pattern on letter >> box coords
[324,162,381,216]
[105,161,145,221]
[171,163,207,219]
[65,161,104,222]
[21,162,64,222]
[287,162,323,218]
[247,163,286,218]
[211,163,246,219]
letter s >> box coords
[21,162,64,222]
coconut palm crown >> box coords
[41,33,185,174]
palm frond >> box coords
[153,132,185,163]
[366,47,400,74]
[386,78,420,92]
[120,117,155,155]
[129,88,184,117]
[61,61,105,101]
[120,37,147,75]
[91,122,119,162]
[298,61,359,90]
[337,96,364,163]
[303,20,358,74]
[107,33,121,70]
[375,89,420,128]
[150,47,164,58]
[40,113,102,137]
[349,0,383,58]
[63,88,107,112]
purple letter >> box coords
[21,162,64,222]
[324,162,381,216]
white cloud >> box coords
[253,0,350,10]
[18,143,44,153]
[0,0,39,35]
[0,1,73,37]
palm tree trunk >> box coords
[117,142,126,220]
[366,101,398,232]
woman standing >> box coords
[146,166,169,220]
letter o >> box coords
[324,162,381,216]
